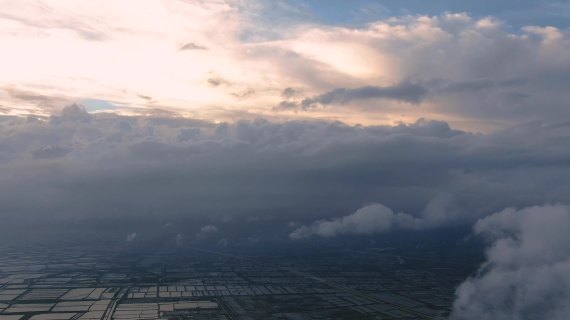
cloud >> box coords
[290,194,459,239]
[274,82,428,111]
[207,76,232,87]
[263,13,570,129]
[217,238,229,247]
[452,205,570,320]
[0,107,570,240]
[1,6,569,129]
[179,42,208,51]
[200,225,219,234]
[126,232,137,242]
[289,203,422,239]
[231,88,256,99]
[281,87,301,99]
[308,82,428,105]
[175,233,184,246]
[196,225,219,240]
[57,103,91,122]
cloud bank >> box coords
[1,106,569,240]
[452,205,570,320]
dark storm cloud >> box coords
[1,105,569,240]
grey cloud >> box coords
[281,87,301,99]
[452,205,570,320]
[1,106,570,240]
[196,225,220,241]
[0,11,108,41]
[231,88,256,99]
[200,225,219,234]
[126,232,137,242]
[175,233,184,246]
[32,145,72,160]
[434,78,528,94]
[273,100,299,111]
[179,42,208,51]
[207,76,231,87]
[0,106,11,114]
[57,103,92,122]
[305,82,428,106]
[275,82,428,111]
[266,14,570,126]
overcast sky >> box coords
[0,2,569,318]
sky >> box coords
[1,1,570,319]
[1,0,569,131]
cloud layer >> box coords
[452,205,570,320]
[1,106,569,240]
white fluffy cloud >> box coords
[452,205,570,320]
[290,193,463,239]
[289,203,422,239]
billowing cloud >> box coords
[452,205,570,320]
[289,203,422,239]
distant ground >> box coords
[0,237,483,320]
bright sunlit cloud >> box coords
[1,0,569,131]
